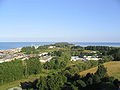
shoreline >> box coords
[0,42,120,50]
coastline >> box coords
[0,42,120,50]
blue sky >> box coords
[0,0,120,42]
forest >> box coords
[20,64,120,90]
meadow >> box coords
[80,61,120,80]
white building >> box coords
[48,46,56,49]
[71,56,83,61]
[39,52,48,56]
[40,56,52,63]
[71,55,101,61]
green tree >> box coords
[47,73,67,90]
[36,77,48,90]
[76,80,86,89]
[92,74,101,84]
[95,65,108,78]
[26,57,42,75]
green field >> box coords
[80,61,120,80]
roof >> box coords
[40,56,52,60]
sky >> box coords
[0,0,120,42]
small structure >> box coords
[48,46,56,49]
[85,56,100,61]
[89,51,97,53]
[39,52,48,56]
[0,48,21,54]
[71,56,83,61]
[71,55,101,61]
[0,60,4,63]
[40,56,52,63]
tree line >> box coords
[85,46,120,61]
[21,65,120,90]
[0,57,42,85]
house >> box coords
[0,48,21,54]
[85,56,101,61]
[40,56,52,63]
[0,60,4,63]
[71,55,101,61]
[39,52,48,56]
[48,46,56,49]
[71,56,83,61]
[90,51,97,53]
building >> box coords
[40,56,52,63]
[48,46,56,49]
[71,56,83,61]
[0,48,21,54]
[39,52,48,56]
[71,55,101,61]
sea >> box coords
[0,42,120,50]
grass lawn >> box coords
[80,61,120,80]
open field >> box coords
[80,61,120,80]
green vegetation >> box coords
[20,64,120,90]
[44,57,68,70]
[25,57,42,75]
[0,60,24,85]
[53,42,74,48]
[0,57,42,85]
[80,61,120,80]
[0,69,53,90]
[85,46,120,61]
[22,46,38,54]
[1,43,120,90]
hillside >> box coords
[1,61,120,90]
[80,61,120,80]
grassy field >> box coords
[80,61,120,80]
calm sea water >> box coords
[0,42,120,50]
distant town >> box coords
[0,43,104,64]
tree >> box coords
[21,46,38,54]
[62,82,78,90]
[114,49,120,61]
[102,55,114,62]
[0,60,24,85]
[76,80,86,89]
[44,56,68,70]
[65,66,79,76]
[95,65,108,78]
[92,74,101,84]
[98,82,117,90]
[36,77,48,90]
[47,73,67,90]
[86,77,93,85]
[26,57,42,75]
